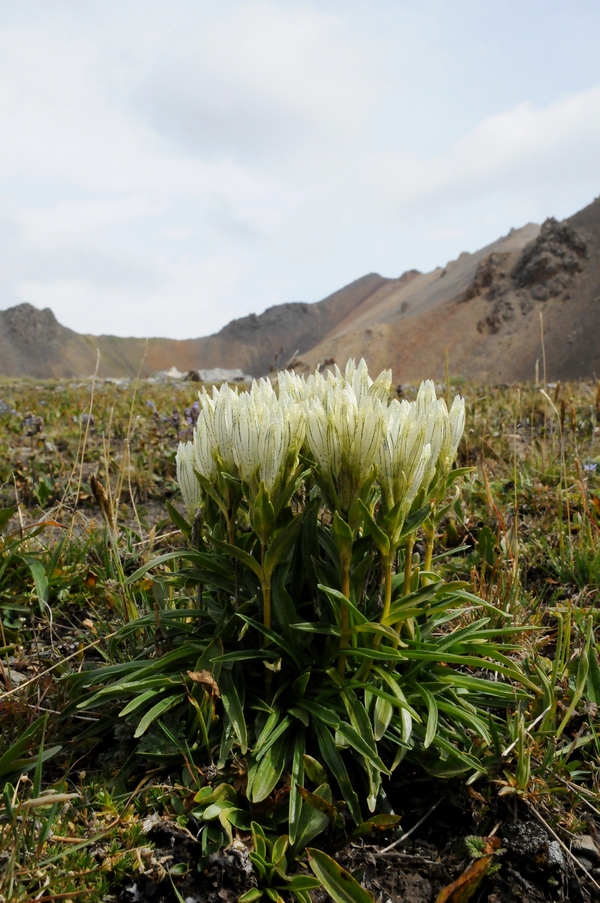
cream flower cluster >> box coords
[176,360,465,521]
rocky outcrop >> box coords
[1,198,600,383]
[511,217,587,298]
[464,218,590,336]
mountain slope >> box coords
[1,197,599,382]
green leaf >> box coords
[239,889,264,902]
[253,481,276,544]
[307,848,375,903]
[194,470,230,519]
[301,700,340,728]
[32,715,47,799]
[586,618,600,706]
[254,716,293,760]
[373,695,393,741]
[399,504,431,540]
[344,814,402,845]
[357,500,390,557]
[417,686,438,749]
[303,755,328,786]
[212,538,264,581]
[272,833,289,866]
[119,689,164,718]
[133,694,185,738]
[166,501,191,537]
[297,786,337,822]
[24,557,49,608]
[314,721,362,825]
[284,876,321,892]
[264,515,303,577]
[194,783,237,806]
[335,722,389,775]
[332,512,354,558]
[290,782,332,856]
[219,668,248,753]
[0,506,15,533]
[289,729,305,844]
[0,717,46,778]
[249,734,289,803]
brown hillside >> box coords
[293,199,600,383]
[1,198,599,382]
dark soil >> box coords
[115,773,599,903]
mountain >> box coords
[1,197,600,382]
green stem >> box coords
[422,519,435,585]
[403,534,415,596]
[337,551,352,676]
[262,576,272,635]
[359,552,394,682]
[261,547,273,693]
[381,554,394,625]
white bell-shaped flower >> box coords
[232,387,305,498]
[193,409,218,482]
[176,440,201,519]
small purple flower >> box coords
[583,462,597,473]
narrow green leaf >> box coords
[0,506,15,532]
[239,889,263,902]
[357,500,390,557]
[298,786,337,821]
[166,501,191,536]
[586,617,600,706]
[335,722,389,774]
[212,538,264,580]
[289,729,305,844]
[373,695,393,742]
[417,686,438,749]
[303,755,328,786]
[307,848,375,903]
[0,717,46,777]
[249,734,289,803]
[133,694,185,738]
[25,558,49,607]
[32,715,47,800]
[264,515,303,577]
[290,782,332,856]
[284,876,321,892]
[314,721,362,825]
[219,668,248,754]
[344,814,402,845]
[119,689,163,718]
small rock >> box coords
[572,834,600,862]
[547,840,565,869]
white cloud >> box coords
[0,2,599,341]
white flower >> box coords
[377,381,464,511]
[449,395,466,459]
[378,399,427,510]
[305,377,385,512]
[176,441,201,519]
[193,409,218,482]
[232,383,305,497]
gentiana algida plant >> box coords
[69,360,536,863]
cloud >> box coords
[131,3,376,164]
[0,2,599,341]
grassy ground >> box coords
[1,374,600,903]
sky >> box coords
[1,0,600,339]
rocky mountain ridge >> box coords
[1,197,599,382]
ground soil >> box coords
[116,772,598,903]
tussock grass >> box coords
[1,375,599,901]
